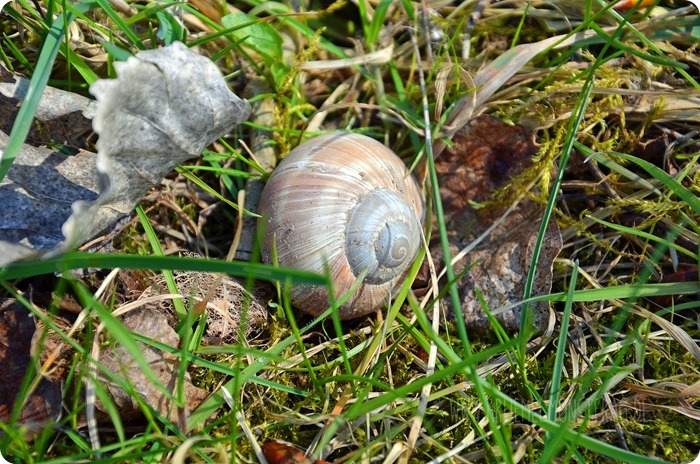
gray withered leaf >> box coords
[62,41,251,250]
[0,42,250,266]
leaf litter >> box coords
[0,299,62,440]
[0,41,251,265]
[423,115,562,334]
[1,41,257,439]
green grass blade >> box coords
[134,204,188,321]
[587,215,697,260]
[593,152,700,215]
[92,0,145,49]
[0,252,329,286]
[543,262,578,459]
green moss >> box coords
[619,412,700,463]
[112,221,151,255]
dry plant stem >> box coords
[186,189,247,317]
[300,43,394,71]
[420,0,435,68]
[235,42,289,259]
[157,196,205,249]
[310,102,426,136]
[573,264,700,361]
[429,414,490,463]
[512,428,538,462]
[417,232,440,312]
[305,80,353,132]
[107,0,137,16]
[224,189,257,365]
[403,23,438,463]
[171,437,208,463]
[79,267,120,454]
[235,408,270,464]
[227,189,246,262]
[41,268,120,376]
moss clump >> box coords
[619,412,700,463]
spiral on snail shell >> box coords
[258,132,425,319]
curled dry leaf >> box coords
[0,42,251,266]
[262,441,329,464]
[63,41,251,250]
[93,266,266,425]
[0,299,62,440]
[139,268,267,345]
[97,307,209,424]
[429,115,562,334]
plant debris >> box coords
[0,299,62,440]
[427,115,562,333]
[0,42,251,265]
[96,307,209,425]
[139,269,267,345]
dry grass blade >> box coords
[629,305,700,361]
[624,379,700,399]
[403,24,439,464]
[301,42,395,70]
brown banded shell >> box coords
[258,133,425,319]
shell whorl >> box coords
[258,132,425,319]
[345,188,422,285]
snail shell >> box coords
[258,133,425,319]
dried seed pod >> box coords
[258,133,424,319]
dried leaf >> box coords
[623,380,700,399]
[622,93,700,124]
[0,299,62,439]
[63,41,251,250]
[262,442,329,464]
[97,307,209,424]
[0,42,251,266]
[139,268,267,345]
[432,115,562,334]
